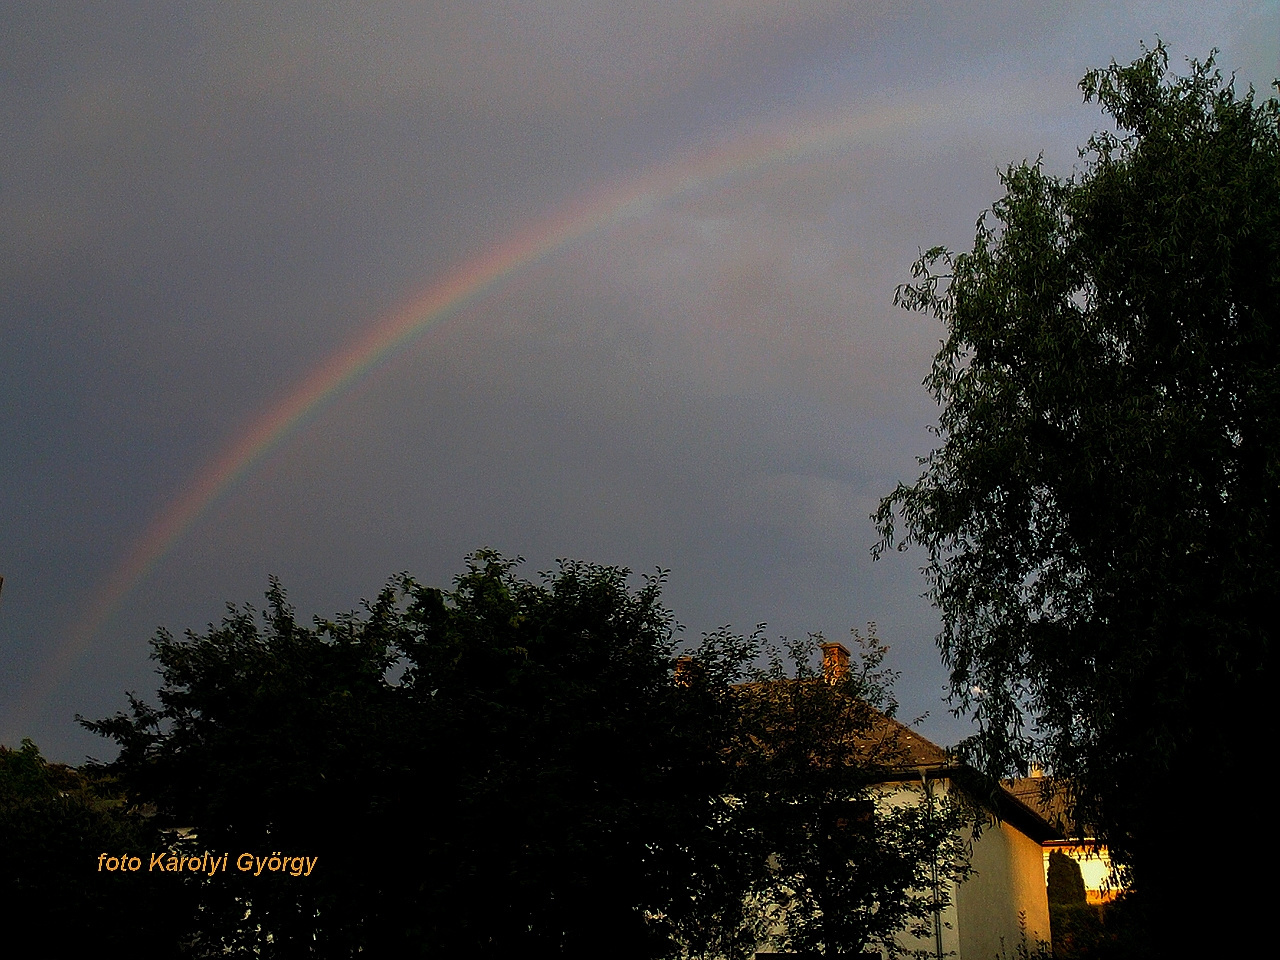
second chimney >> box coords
[820,641,850,684]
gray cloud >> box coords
[2,1,1273,760]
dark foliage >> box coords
[1046,851,1086,906]
[75,552,969,958]
[875,43,1278,952]
[82,552,714,958]
[0,739,194,954]
[1049,897,1153,960]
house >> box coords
[867,716,1058,959]
[748,641,1060,960]
[1003,774,1124,906]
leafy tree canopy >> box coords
[1046,850,1087,907]
[76,553,970,958]
[0,739,192,951]
[83,552,704,958]
[875,42,1278,946]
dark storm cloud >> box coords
[1,1,1274,759]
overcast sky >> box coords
[3,2,1277,763]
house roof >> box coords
[870,712,952,767]
[1003,776,1090,840]
[866,719,1063,845]
[730,674,1063,844]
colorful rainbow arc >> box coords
[19,95,963,734]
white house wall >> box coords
[881,779,1052,960]
[954,812,1052,960]
[876,781,962,960]
[750,778,1053,960]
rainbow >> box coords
[17,95,965,734]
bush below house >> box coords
[1050,898,1152,960]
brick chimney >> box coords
[820,641,850,684]
[673,655,696,687]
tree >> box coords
[388,553,708,960]
[732,631,973,959]
[82,577,407,957]
[1046,851,1086,908]
[874,43,1278,948]
[0,739,193,953]
[83,552,973,958]
[82,552,734,958]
